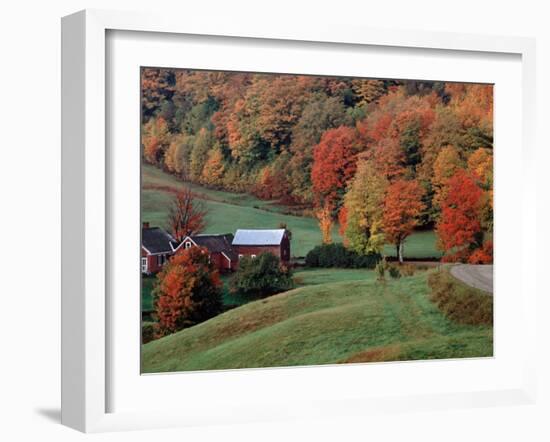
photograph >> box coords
[139,68,494,373]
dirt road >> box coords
[450,264,493,294]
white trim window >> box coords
[185,241,192,249]
[251,254,256,259]
[141,257,147,273]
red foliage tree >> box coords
[168,188,208,241]
[154,246,222,337]
[468,240,493,264]
[436,169,483,262]
[311,126,359,212]
[383,179,425,263]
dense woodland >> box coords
[141,68,493,263]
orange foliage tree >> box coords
[311,126,359,212]
[154,246,222,337]
[142,117,170,164]
[200,148,225,187]
[436,169,483,262]
[431,145,463,212]
[254,162,291,201]
[316,203,333,244]
[383,180,425,263]
[337,206,348,239]
[167,188,208,241]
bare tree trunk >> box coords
[398,241,404,264]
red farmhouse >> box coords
[141,222,182,274]
[232,229,290,264]
[180,234,238,273]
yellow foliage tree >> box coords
[432,145,463,212]
[200,148,225,187]
[343,159,388,254]
[468,147,493,232]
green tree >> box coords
[190,128,215,181]
[231,253,293,299]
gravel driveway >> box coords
[450,264,493,294]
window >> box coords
[141,257,147,273]
[185,241,192,249]
[238,254,243,260]
[251,254,257,259]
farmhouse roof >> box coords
[232,229,286,246]
[190,234,238,261]
[142,226,179,254]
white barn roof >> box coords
[232,229,285,246]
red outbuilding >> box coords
[232,229,290,264]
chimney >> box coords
[142,222,150,229]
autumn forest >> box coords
[141,68,493,263]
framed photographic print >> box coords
[61,9,537,433]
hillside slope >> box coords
[141,271,492,373]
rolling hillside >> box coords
[141,164,442,259]
[141,270,492,373]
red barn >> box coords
[141,223,182,274]
[180,234,238,273]
[232,229,290,264]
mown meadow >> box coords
[142,268,493,372]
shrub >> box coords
[231,252,293,299]
[400,263,416,277]
[141,321,156,344]
[427,270,493,325]
[305,243,380,269]
[388,265,401,279]
[375,259,386,281]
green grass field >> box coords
[141,164,442,259]
[293,268,377,287]
[141,269,492,372]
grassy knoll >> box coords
[141,270,492,373]
[141,164,442,259]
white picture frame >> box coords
[61,9,537,433]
